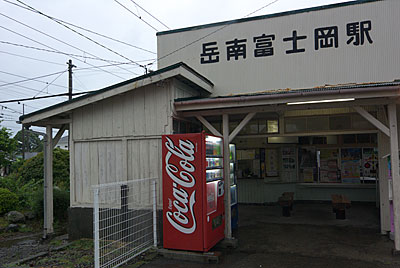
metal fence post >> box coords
[94,188,100,268]
[151,180,157,247]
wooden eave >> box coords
[175,84,400,117]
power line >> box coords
[34,70,67,97]
[0,12,139,76]
[244,0,280,18]
[0,40,137,65]
[0,50,65,66]
[0,79,65,104]
[0,104,23,114]
[0,70,67,88]
[128,0,170,30]
[4,0,156,55]
[75,62,135,71]
[14,0,146,70]
[0,91,93,104]
[72,73,88,91]
[155,0,280,65]
[114,0,159,31]
[0,27,128,80]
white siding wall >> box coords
[70,82,173,207]
[157,0,400,96]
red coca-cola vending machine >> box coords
[162,132,225,252]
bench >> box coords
[331,194,351,219]
[278,192,294,217]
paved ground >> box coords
[141,204,400,268]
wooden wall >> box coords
[70,78,201,207]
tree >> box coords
[13,130,44,154]
[17,148,70,190]
[0,123,17,171]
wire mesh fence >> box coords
[93,178,157,268]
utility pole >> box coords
[21,103,25,160]
[67,59,76,100]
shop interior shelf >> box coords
[206,177,223,182]
[206,166,223,170]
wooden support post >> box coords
[52,125,67,148]
[228,112,256,143]
[222,114,232,239]
[388,104,400,250]
[196,115,222,137]
[44,125,54,237]
[378,107,391,234]
[354,106,390,137]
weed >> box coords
[50,239,63,247]
[68,238,94,251]
[19,225,33,233]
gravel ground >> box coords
[140,222,400,268]
[0,232,69,267]
[0,232,46,266]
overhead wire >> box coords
[33,70,67,97]
[0,93,76,104]
[113,0,159,31]
[14,0,146,70]
[128,0,170,30]
[72,73,88,91]
[0,26,128,80]
[0,79,65,105]
[0,12,139,76]
[0,104,23,114]
[0,40,137,65]
[0,91,97,104]
[3,0,156,55]
[0,50,65,66]
[154,0,280,66]
[0,69,67,88]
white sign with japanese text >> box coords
[157,0,400,96]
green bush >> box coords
[0,174,41,210]
[32,187,69,219]
[0,187,18,215]
[17,148,70,190]
[0,173,18,192]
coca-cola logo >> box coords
[164,137,197,234]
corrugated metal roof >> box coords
[175,81,400,103]
[157,0,380,36]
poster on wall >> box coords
[362,148,378,180]
[319,148,339,183]
[299,147,316,182]
[265,149,278,177]
[281,147,297,182]
[341,148,361,183]
[303,168,314,182]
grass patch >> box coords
[0,216,8,228]
[26,238,158,268]
[19,224,33,233]
[50,239,63,247]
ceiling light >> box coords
[287,98,355,105]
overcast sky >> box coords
[0,0,350,134]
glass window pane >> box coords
[249,120,259,134]
[330,115,351,130]
[267,120,279,133]
[308,116,329,131]
[259,120,267,134]
[285,117,307,133]
[352,114,374,130]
